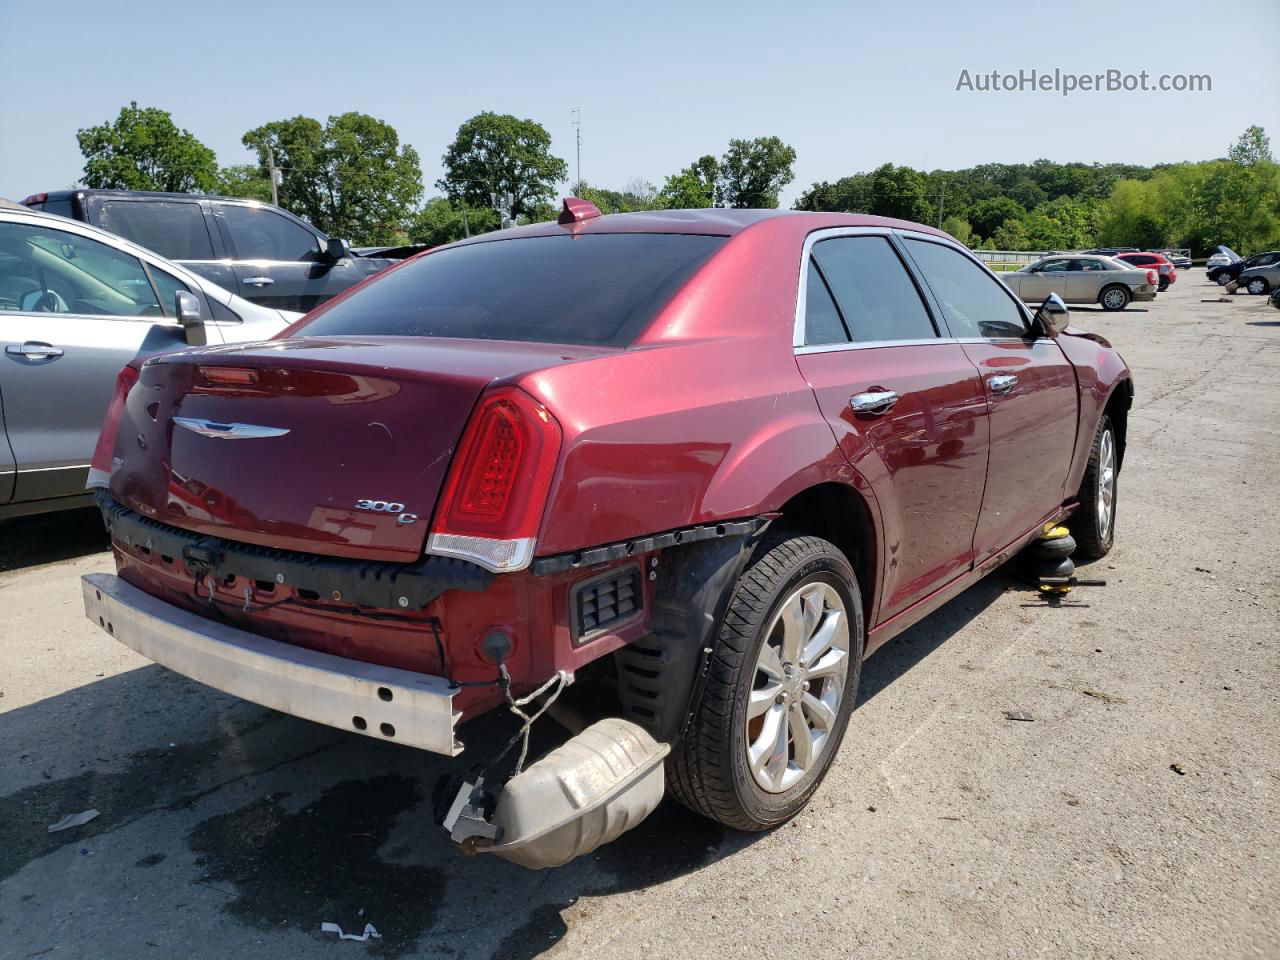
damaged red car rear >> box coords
[82,202,1132,868]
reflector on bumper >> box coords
[81,573,463,755]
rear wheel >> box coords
[1067,414,1118,560]
[1100,285,1131,311]
[667,534,863,831]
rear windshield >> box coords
[296,233,727,347]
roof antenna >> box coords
[558,197,602,226]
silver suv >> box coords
[0,204,298,520]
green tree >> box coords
[866,163,930,221]
[77,102,217,193]
[579,177,660,214]
[968,197,1024,240]
[657,156,719,208]
[214,164,272,202]
[717,137,797,208]
[793,175,872,212]
[408,197,500,247]
[1227,125,1273,165]
[437,112,567,220]
[941,215,973,245]
[243,112,423,245]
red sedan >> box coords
[82,202,1132,866]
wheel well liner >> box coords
[774,482,877,627]
[1105,377,1133,470]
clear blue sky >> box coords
[2,0,1277,207]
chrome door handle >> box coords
[6,342,64,359]
[850,390,899,415]
[242,276,274,286]
[988,374,1018,394]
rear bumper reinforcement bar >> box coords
[82,572,464,755]
[95,490,492,611]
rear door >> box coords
[901,236,1078,560]
[91,196,239,292]
[211,201,356,311]
[0,218,206,502]
[794,231,990,621]
[1066,257,1111,300]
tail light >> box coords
[427,386,562,572]
[87,364,140,487]
[1147,270,1156,286]
[21,192,47,206]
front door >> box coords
[0,219,196,501]
[795,234,990,620]
[902,237,1079,559]
[213,202,355,312]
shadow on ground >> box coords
[1,565,1025,958]
[0,506,107,572]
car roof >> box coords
[449,207,953,245]
[29,188,267,204]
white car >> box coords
[0,204,299,519]
[1205,245,1239,270]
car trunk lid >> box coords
[109,336,607,561]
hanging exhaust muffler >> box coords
[443,718,670,869]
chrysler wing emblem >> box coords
[173,416,290,440]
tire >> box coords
[1100,285,1131,311]
[1216,273,1233,286]
[1246,278,1269,296]
[1067,414,1118,561]
[667,533,864,832]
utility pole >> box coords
[267,145,280,207]
[571,107,582,193]
[936,180,946,229]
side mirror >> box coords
[175,290,207,346]
[323,237,350,261]
[1033,292,1070,337]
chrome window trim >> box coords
[793,226,1037,351]
[792,226,927,349]
[0,308,180,326]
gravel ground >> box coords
[1,274,1276,959]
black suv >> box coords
[21,190,402,312]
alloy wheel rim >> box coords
[1249,280,1266,294]
[745,581,849,793]
[1097,428,1115,541]
[1104,289,1125,309]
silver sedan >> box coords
[0,205,298,520]
[1000,255,1157,311]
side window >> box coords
[810,236,936,343]
[0,221,161,318]
[803,260,848,345]
[904,238,1029,340]
[217,203,319,261]
[98,201,216,261]
[1074,259,1106,272]
[1041,259,1069,273]
[149,266,192,317]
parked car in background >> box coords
[1113,251,1176,291]
[1209,248,1280,287]
[1205,245,1241,275]
[1000,255,1157,310]
[1270,288,1280,311]
[1082,247,1139,256]
[81,203,1132,868]
[20,190,406,312]
[1154,250,1192,269]
[0,205,296,520]
[1230,262,1280,296]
